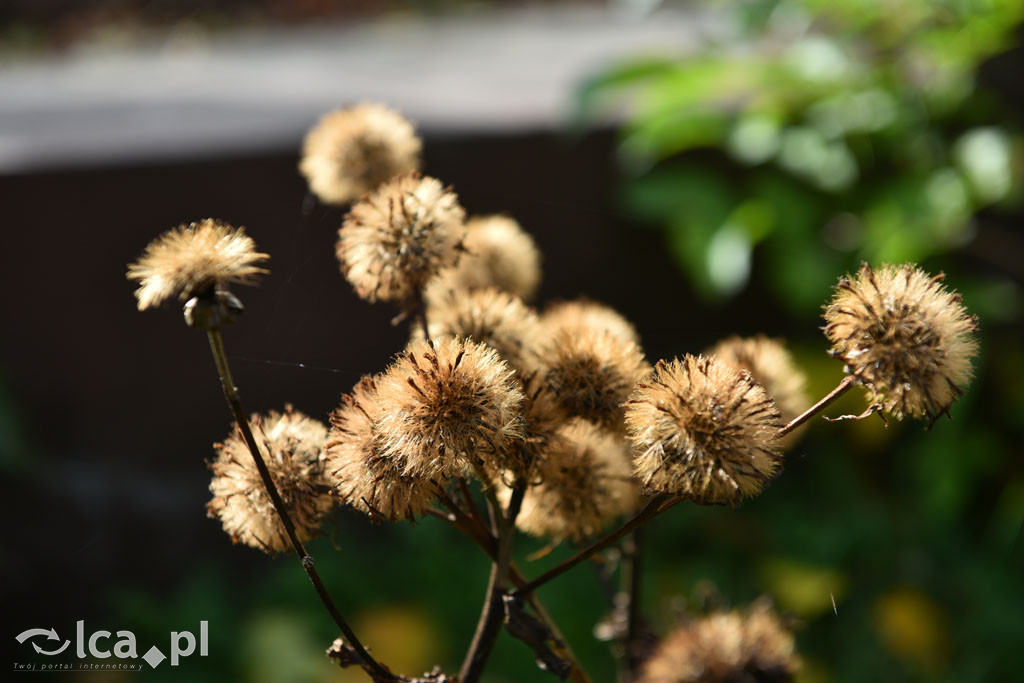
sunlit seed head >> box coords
[374,338,525,479]
[424,214,541,306]
[206,407,333,555]
[325,376,436,522]
[414,287,544,378]
[540,327,649,431]
[508,419,640,543]
[300,103,422,205]
[542,299,641,346]
[823,263,979,422]
[337,173,466,304]
[639,601,799,683]
[127,218,269,311]
[709,335,810,447]
[625,355,783,505]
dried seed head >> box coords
[424,214,541,305]
[414,287,544,377]
[374,338,525,479]
[625,355,783,504]
[338,173,466,303]
[823,263,979,422]
[510,419,640,543]
[542,299,642,346]
[207,407,333,555]
[325,376,436,522]
[127,218,269,311]
[540,327,649,431]
[709,335,810,447]
[300,103,422,205]
[639,602,799,683]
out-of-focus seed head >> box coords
[127,218,269,311]
[300,103,422,205]
[374,338,525,479]
[823,263,979,422]
[540,327,649,431]
[508,419,640,543]
[325,376,435,522]
[709,335,810,447]
[424,214,541,305]
[625,355,783,505]
[338,173,466,304]
[542,299,642,346]
[639,602,799,683]
[414,287,544,377]
[207,407,333,555]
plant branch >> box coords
[459,480,526,683]
[778,373,858,437]
[428,498,590,682]
[206,330,394,681]
[514,495,675,598]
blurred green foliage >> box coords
[577,0,1024,314]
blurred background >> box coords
[2,1,1022,681]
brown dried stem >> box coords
[459,479,526,682]
[206,330,394,681]
[514,494,675,598]
[778,373,858,437]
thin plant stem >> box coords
[619,528,644,681]
[426,503,591,682]
[460,481,526,682]
[514,495,674,598]
[206,330,393,681]
[416,291,432,343]
[779,373,858,437]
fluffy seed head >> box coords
[374,338,525,479]
[542,299,642,346]
[709,335,810,447]
[510,419,640,542]
[424,214,541,305]
[338,173,466,303]
[325,376,435,522]
[300,103,422,205]
[540,327,649,431]
[127,219,269,311]
[414,287,544,377]
[823,263,979,422]
[639,602,799,683]
[207,407,333,554]
[625,355,783,504]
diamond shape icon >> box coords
[142,646,166,669]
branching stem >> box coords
[459,480,526,683]
[206,330,393,681]
[514,495,675,598]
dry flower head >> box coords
[424,214,541,305]
[543,299,642,346]
[541,327,649,431]
[127,218,268,311]
[300,103,422,204]
[338,174,466,303]
[374,338,525,479]
[823,263,979,422]
[325,376,436,522]
[625,355,783,505]
[414,287,543,377]
[207,407,333,554]
[509,419,640,542]
[709,335,810,447]
[639,602,799,683]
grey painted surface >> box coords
[0,5,714,173]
